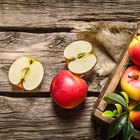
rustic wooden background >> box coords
[0,0,140,139]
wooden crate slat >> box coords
[93,47,129,113]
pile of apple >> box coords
[120,35,140,129]
[8,40,96,109]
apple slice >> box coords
[64,40,97,74]
[8,57,44,90]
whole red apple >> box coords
[129,100,140,129]
[50,70,88,109]
[120,65,140,101]
[128,35,140,66]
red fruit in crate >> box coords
[120,65,140,101]
[128,35,140,66]
[129,100,140,129]
[50,70,88,109]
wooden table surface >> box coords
[0,1,140,139]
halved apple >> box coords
[64,40,97,74]
[8,57,44,90]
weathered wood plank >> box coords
[93,48,129,113]
[0,1,139,140]
[0,22,136,93]
[0,96,105,140]
[0,21,137,93]
[0,31,120,93]
[0,0,140,29]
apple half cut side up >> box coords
[64,40,97,74]
[8,57,44,91]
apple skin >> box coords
[129,100,140,130]
[128,35,140,66]
[50,70,88,109]
[120,65,140,101]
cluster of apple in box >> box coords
[8,40,96,109]
[120,35,140,130]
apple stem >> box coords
[128,75,132,78]
[80,74,85,78]
[128,75,139,80]
[134,37,139,42]
[128,31,139,42]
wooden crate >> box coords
[92,46,140,139]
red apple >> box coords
[50,70,88,109]
[128,35,140,66]
[120,65,140,101]
[129,100,140,129]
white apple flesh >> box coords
[64,40,96,74]
[8,57,44,90]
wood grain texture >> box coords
[0,31,120,93]
[0,1,139,139]
[0,22,137,93]
[0,27,134,139]
[0,96,105,140]
[94,49,130,113]
[0,0,140,29]
[0,24,137,139]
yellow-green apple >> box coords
[129,100,140,129]
[8,57,44,90]
[50,70,88,109]
[64,40,96,74]
[120,65,140,101]
[128,35,140,66]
